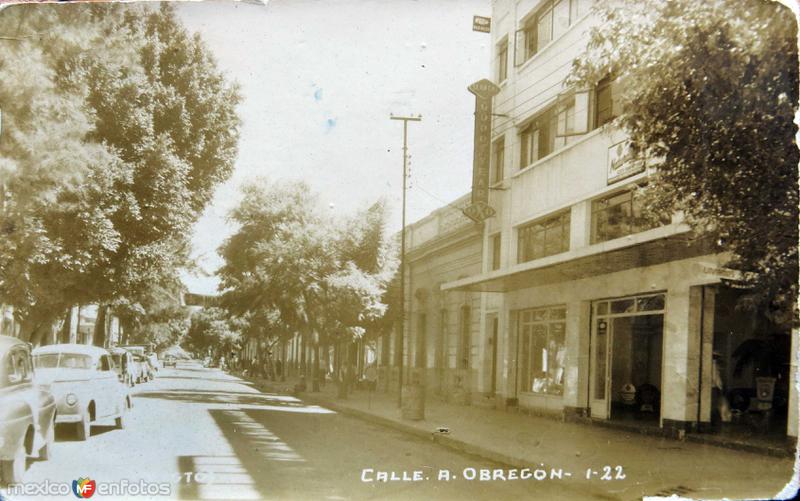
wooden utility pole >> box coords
[389,114,421,407]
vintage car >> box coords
[0,336,57,485]
[162,354,177,368]
[110,348,136,387]
[32,344,131,441]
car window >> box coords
[33,353,93,369]
[6,349,30,385]
[99,355,112,372]
[15,351,32,382]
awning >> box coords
[442,227,716,293]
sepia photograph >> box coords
[0,0,798,500]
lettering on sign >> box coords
[468,78,501,209]
[607,140,646,185]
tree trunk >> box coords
[312,331,320,392]
[93,305,108,348]
[59,308,72,344]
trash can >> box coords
[401,384,425,420]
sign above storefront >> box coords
[472,16,491,33]
[465,78,501,223]
[607,140,646,185]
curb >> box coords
[297,392,535,471]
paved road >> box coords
[4,364,684,500]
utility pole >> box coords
[390,113,421,408]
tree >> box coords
[218,180,397,389]
[0,3,241,343]
[184,307,240,363]
[567,0,798,313]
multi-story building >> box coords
[434,0,797,440]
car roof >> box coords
[0,335,27,351]
[32,344,109,358]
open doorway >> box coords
[590,294,665,425]
[710,286,791,442]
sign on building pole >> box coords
[463,79,500,223]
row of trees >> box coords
[184,178,398,389]
[0,3,240,349]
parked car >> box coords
[110,348,135,387]
[32,344,130,441]
[162,354,177,368]
[0,336,57,485]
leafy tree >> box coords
[0,3,241,343]
[184,307,240,362]
[567,0,798,314]
[218,180,397,388]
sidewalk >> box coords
[239,374,797,501]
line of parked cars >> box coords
[0,336,162,485]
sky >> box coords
[176,0,491,295]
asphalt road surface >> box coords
[4,363,693,500]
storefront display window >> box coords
[519,306,566,395]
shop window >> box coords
[519,306,566,395]
[516,0,591,64]
[492,136,505,183]
[590,188,666,243]
[491,233,501,271]
[517,211,570,263]
[497,38,508,83]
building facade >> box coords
[431,0,797,439]
[374,195,487,404]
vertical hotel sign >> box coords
[463,79,500,223]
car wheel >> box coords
[75,414,91,441]
[39,417,56,461]
[0,440,26,485]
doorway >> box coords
[590,293,665,424]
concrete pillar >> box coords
[698,286,716,427]
[570,201,591,250]
[661,286,692,432]
[563,300,591,416]
[788,326,799,437]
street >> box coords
[10,363,612,501]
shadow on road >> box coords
[135,388,330,411]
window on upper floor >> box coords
[517,210,571,263]
[497,38,509,83]
[590,187,669,244]
[517,0,592,64]
[492,136,505,183]
[519,96,585,169]
[491,233,501,271]
[595,75,623,128]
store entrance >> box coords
[590,294,665,424]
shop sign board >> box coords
[607,140,646,185]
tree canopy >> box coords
[0,3,241,343]
[568,0,798,314]
[217,179,397,358]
